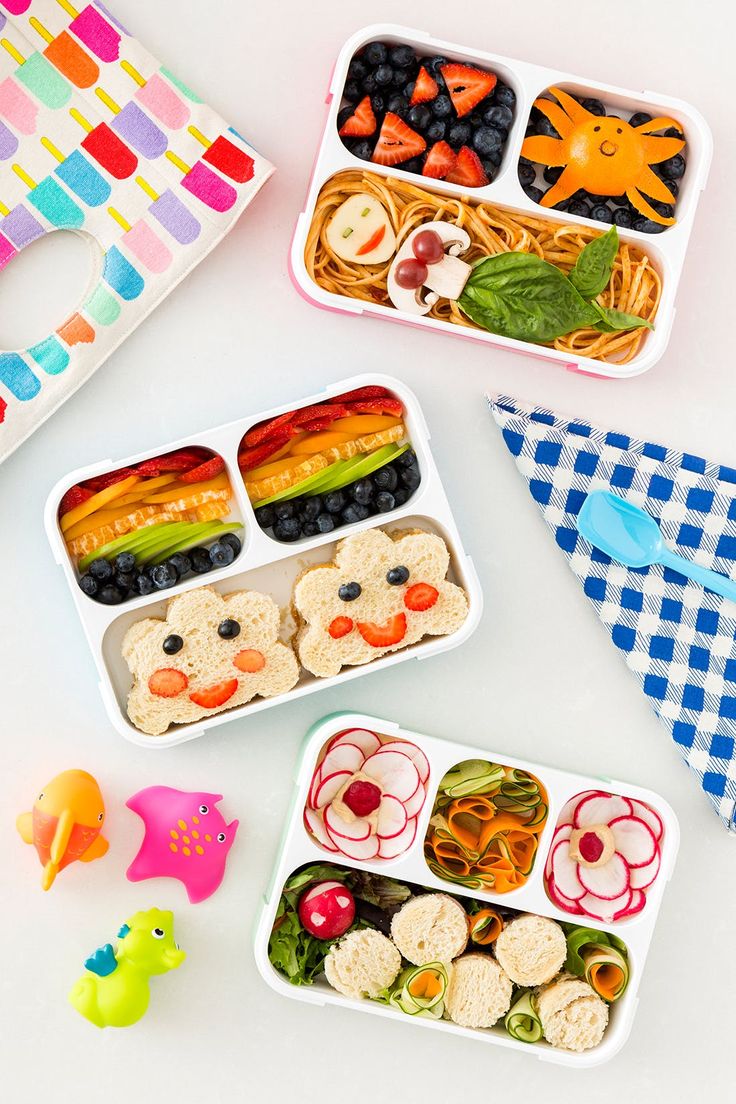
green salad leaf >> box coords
[568,225,619,299]
[349,871,412,911]
[592,304,654,332]
[458,253,601,343]
[268,903,334,986]
[281,863,348,911]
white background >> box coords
[1,0,734,1100]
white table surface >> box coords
[2,0,734,1099]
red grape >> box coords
[395,258,428,290]
[412,229,444,265]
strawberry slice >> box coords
[338,95,377,137]
[329,616,354,640]
[328,386,392,403]
[440,63,497,118]
[445,146,489,187]
[410,66,439,106]
[82,466,138,492]
[189,678,239,709]
[357,613,407,647]
[371,113,426,167]
[243,412,296,448]
[345,398,404,417]
[300,418,335,432]
[148,668,189,698]
[179,455,226,483]
[135,448,208,476]
[404,583,439,611]
[422,140,457,180]
[59,484,94,517]
[238,432,294,472]
[290,403,351,426]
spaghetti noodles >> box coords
[305,170,662,365]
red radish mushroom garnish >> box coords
[298,881,355,940]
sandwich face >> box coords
[293,528,469,678]
[122,585,299,735]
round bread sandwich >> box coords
[494,913,567,986]
[390,893,469,966]
[444,953,513,1029]
[324,929,401,999]
[536,973,609,1052]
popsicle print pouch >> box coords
[0,0,274,463]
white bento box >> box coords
[44,375,482,748]
[290,24,712,380]
[255,712,679,1067]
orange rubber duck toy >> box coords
[16,770,108,889]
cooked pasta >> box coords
[305,170,662,364]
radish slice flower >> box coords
[304,729,429,861]
[544,789,664,922]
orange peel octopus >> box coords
[521,86,685,226]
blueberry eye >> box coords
[218,619,241,639]
[387,566,409,585]
[217,832,226,843]
[338,582,361,601]
[152,928,165,939]
[163,634,183,655]
[199,805,209,815]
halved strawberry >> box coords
[189,678,239,709]
[422,140,457,180]
[440,63,496,117]
[404,583,439,612]
[357,613,407,647]
[238,432,293,472]
[291,403,351,427]
[135,449,207,476]
[82,466,138,492]
[329,616,354,639]
[59,484,94,517]
[345,398,403,417]
[410,66,439,106]
[299,418,334,432]
[446,146,489,187]
[338,95,377,137]
[371,113,426,167]
[243,412,295,448]
[328,386,392,403]
[148,668,189,698]
[179,455,226,483]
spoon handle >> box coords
[659,548,736,604]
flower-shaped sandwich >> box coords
[545,790,664,922]
[293,527,469,678]
[122,585,299,735]
[304,727,430,861]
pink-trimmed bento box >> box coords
[44,375,481,748]
[291,24,712,380]
[255,712,679,1068]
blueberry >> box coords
[343,81,361,104]
[352,479,374,505]
[362,73,377,96]
[337,105,354,130]
[114,571,136,593]
[659,154,686,180]
[97,584,124,605]
[389,44,415,69]
[400,466,421,492]
[628,111,652,128]
[302,496,323,520]
[339,581,362,601]
[447,122,471,147]
[633,218,665,234]
[581,97,606,116]
[543,165,563,185]
[612,207,634,228]
[189,547,213,573]
[373,465,398,492]
[666,179,679,199]
[78,574,98,597]
[468,112,483,130]
[347,58,368,82]
[221,533,242,557]
[255,505,276,529]
[370,93,386,116]
[493,83,516,110]
[397,448,417,469]
[218,618,241,640]
[535,115,560,138]
[567,198,591,217]
[274,501,296,520]
[342,503,370,525]
[349,140,373,162]
[168,552,191,579]
[386,94,409,115]
[391,67,412,89]
[375,491,396,513]
[209,541,235,567]
[589,203,613,222]
[374,64,393,87]
[482,159,498,180]
[517,159,536,187]
[404,81,415,101]
[407,104,432,131]
[431,94,453,119]
[525,121,536,138]
[273,518,301,542]
[316,513,335,534]
[425,54,448,77]
[364,42,388,67]
[324,490,347,514]
[89,558,113,581]
[426,120,447,143]
[393,489,409,507]
[524,184,544,204]
[473,126,503,157]
[482,103,513,130]
[301,521,319,538]
[134,572,155,595]
[163,634,184,655]
[387,566,410,585]
[151,563,178,590]
[649,200,674,219]
[553,198,570,212]
[664,125,684,139]
[114,551,136,574]
[400,156,424,174]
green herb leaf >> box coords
[458,252,601,344]
[569,226,619,300]
[592,304,654,332]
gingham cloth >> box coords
[489,394,736,832]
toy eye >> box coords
[593,125,601,132]
[163,634,183,655]
[217,832,226,843]
[338,582,361,601]
[37,792,44,800]
[199,804,209,815]
[387,566,410,585]
[218,619,241,640]
[98,813,104,822]
[152,928,165,939]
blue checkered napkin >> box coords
[488,394,736,832]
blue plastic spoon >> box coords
[576,490,736,603]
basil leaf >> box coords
[569,226,619,300]
[592,304,653,332]
[458,252,601,344]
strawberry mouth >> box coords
[189,678,239,709]
[357,613,407,647]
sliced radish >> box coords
[609,815,657,868]
[617,888,646,918]
[375,740,430,784]
[629,846,661,890]
[362,750,420,801]
[319,742,366,778]
[550,840,586,900]
[324,803,371,841]
[547,875,583,914]
[332,832,381,862]
[579,886,632,922]
[629,799,664,842]
[403,784,427,819]
[327,728,382,757]
[577,852,630,900]
[550,822,573,845]
[378,816,417,859]
[573,792,633,828]
[304,808,338,852]
[308,765,324,809]
[376,795,408,840]
[314,770,352,809]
